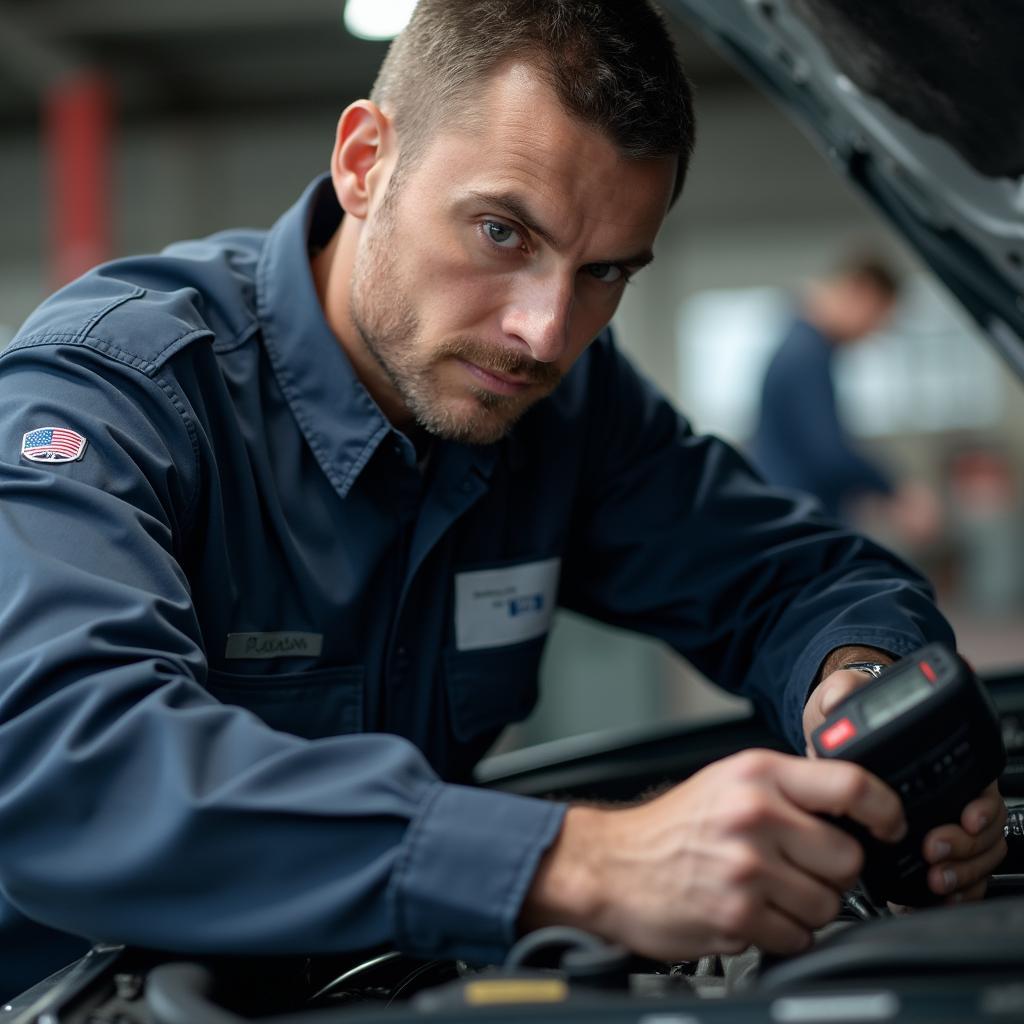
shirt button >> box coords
[460,480,474,493]
[396,645,408,658]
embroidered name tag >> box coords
[225,632,324,659]
[454,558,561,651]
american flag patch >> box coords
[21,426,89,463]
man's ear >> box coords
[330,100,395,220]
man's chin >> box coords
[415,394,530,446]
[421,415,515,447]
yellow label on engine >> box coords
[464,978,570,1005]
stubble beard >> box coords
[348,192,561,446]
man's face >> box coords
[836,279,896,343]
[348,63,676,444]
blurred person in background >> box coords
[750,255,942,547]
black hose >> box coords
[146,962,246,1024]
[503,926,609,970]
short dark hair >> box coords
[832,251,903,300]
[370,0,696,204]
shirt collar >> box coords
[257,174,515,497]
[256,174,393,498]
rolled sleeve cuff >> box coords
[389,782,567,964]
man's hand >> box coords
[801,663,881,752]
[919,780,1006,902]
[520,749,906,961]
[805,663,1008,905]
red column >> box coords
[44,71,114,287]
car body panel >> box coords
[664,0,1024,375]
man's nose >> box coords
[500,275,574,365]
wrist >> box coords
[816,644,894,685]
[518,805,608,936]
[840,660,888,679]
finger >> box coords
[924,814,1006,865]
[760,856,843,930]
[960,782,1006,836]
[804,671,875,753]
[775,816,863,889]
[774,757,906,843]
[928,835,1009,896]
[944,879,987,905]
[819,670,875,717]
[749,905,814,956]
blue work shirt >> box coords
[0,177,952,999]
[750,317,894,517]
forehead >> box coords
[412,62,675,249]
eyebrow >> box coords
[464,189,656,271]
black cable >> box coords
[384,961,449,1007]
[1001,807,1024,873]
[842,889,882,920]
[306,950,402,1003]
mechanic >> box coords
[750,255,942,540]
[0,0,1006,1002]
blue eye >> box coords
[586,263,625,284]
[483,221,521,248]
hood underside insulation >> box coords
[791,0,1024,179]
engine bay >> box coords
[8,669,1024,1024]
[8,880,1024,1023]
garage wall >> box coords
[0,109,341,330]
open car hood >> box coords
[665,0,1024,378]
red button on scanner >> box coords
[821,716,857,751]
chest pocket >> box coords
[443,637,545,743]
[204,665,364,740]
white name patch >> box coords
[454,558,561,651]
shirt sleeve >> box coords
[561,335,954,752]
[0,333,564,968]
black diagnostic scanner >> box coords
[811,643,1005,906]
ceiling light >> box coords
[344,0,418,41]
